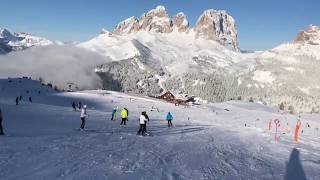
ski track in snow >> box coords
[0,79,320,180]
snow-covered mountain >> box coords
[0,28,53,54]
[294,25,320,45]
[111,5,238,51]
[80,7,320,113]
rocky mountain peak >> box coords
[113,16,140,34]
[139,5,171,33]
[112,6,239,51]
[0,28,53,54]
[145,5,167,17]
[172,12,189,32]
[0,28,15,40]
[194,9,238,51]
[294,25,320,45]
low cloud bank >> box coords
[0,45,109,90]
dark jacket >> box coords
[0,108,2,121]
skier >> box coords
[19,95,23,101]
[29,97,32,103]
[80,105,89,130]
[15,97,19,105]
[110,107,118,121]
[166,112,173,128]
[137,112,147,136]
[120,108,128,127]
[0,108,4,135]
[142,111,150,133]
[78,101,82,110]
[124,108,129,121]
[71,102,76,111]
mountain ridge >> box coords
[112,5,239,51]
[0,28,53,54]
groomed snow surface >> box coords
[0,78,319,180]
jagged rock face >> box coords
[172,12,189,32]
[113,17,140,34]
[294,25,320,45]
[139,5,172,33]
[112,6,238,51]
[113,6,172,34]
[194,10,238,51]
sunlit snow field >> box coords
[0,78,319,180]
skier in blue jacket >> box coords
[166,112,173,128]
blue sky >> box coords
[0,0,319,50]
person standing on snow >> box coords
[166,112,173,128]
[110,107,118,121]
[0,108,4,135]
[78,101,82,110]
[80,105,89,130]
[124,108,129,121]
[137,112,147,135]
[71,102,76,111]
[15,97,19,105]
[142,111,150,133]
[120,108,128,127]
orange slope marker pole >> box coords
[294,120,301,144]
[268,120,272,131]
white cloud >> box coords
[0,45,110,90]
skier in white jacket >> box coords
[137,112,147,135]
[80,105,88,130]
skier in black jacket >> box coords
[0,108,4,135]
[15,97,19,105]
[142,111,150,133]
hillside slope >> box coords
[0,78,319,179]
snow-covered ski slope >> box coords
[0,78,319,180]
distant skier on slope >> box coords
[110,107,118,121]
[137,112,147,136]
[72,102,76,111]
[78,101,82,110]
[0,108,4,135]
[142,111,150,133]
[120,108,128,127]
[124,108,129,121]
[15,97,19,105]
[29,97,32,103]
[166,112,173,128]
[80,105,89,130]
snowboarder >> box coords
[120,108,128,127]
[137,112,147,136]
[0,108,4,135]
[80,105,88,130]
[166,112,173,128]
[15,97,19,105]
[110,107,118,121]
[29,97,32,103]
[72,102,76,111]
